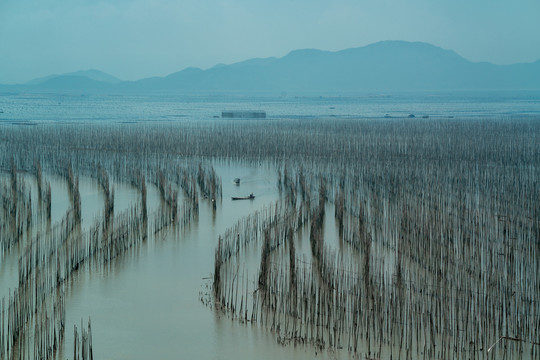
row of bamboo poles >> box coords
[0,150,221,359]
[214,152,539,359]
[73,318,92,360]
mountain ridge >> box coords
[4,41,540,93]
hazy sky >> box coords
[1,0,539,84]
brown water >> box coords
[34,163,341,359]
[3,161,534,359]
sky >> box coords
[1,0,539,84]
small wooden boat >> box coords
[232,193,255,200]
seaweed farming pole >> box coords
[213,237,223,303]
[63,161,81,224]
[44,183,51,222]
[140,175,147,223]
[10,157,17,208]
[288,225,297,316]
[72,318,93,360]
[196,163,222,211]
[258,230,271,291]
[34,159,42,204]
[28,156,50,232]
[97,164,114,228]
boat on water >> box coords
[233,178,241,185]
[232,193,255,200]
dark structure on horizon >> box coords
[221,110,266,118]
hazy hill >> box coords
[27,69,121,85]
[36,75,114,91]
[127,41,540,92]
[3,41,540,93]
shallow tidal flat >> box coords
[0,116,539,359]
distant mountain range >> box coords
[2,41,540,93]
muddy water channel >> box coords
[2,163,343,359]
[59,163,314,360]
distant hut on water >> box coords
[221,110,266,119]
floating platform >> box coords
[222,111,266,119]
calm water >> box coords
[2,162,338,359]
[56,163,299,360]
[1,91,540,124]
[1,91,539,359]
